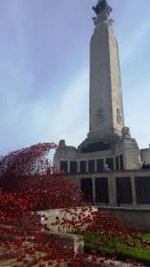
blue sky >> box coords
[0,0,150,156]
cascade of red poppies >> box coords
[0,143,148,266]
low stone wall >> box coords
[37,206,98,233]
[37,205,150,232]
[98,206,150,231]
[43,231,84,254]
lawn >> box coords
[84,232,150,266]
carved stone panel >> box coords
[116,177,132,204]
[60,161,68,173]
[80,161,86,174]
[116,108,121,124]
[95,177,109,203]
[96,159,104,172]
[81,178,93,201]
[135,177,150,204]
[88,160,95,173]
[70,161,77,174]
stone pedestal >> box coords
[54,132,140,173]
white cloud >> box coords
[124,77,150,149]
[46,67,89,147]
[120,20,150,64]
[0,66,89,155]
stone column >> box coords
[108,173,117,206]
[104,158,106,167]
[77,160,80,173]
[131,175,137,206]
[113,157,116,170]
[86,160,88,173]
[92,177,96,202]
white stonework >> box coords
[89,19,124,138]
[140,147,150,164]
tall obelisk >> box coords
[54,0,140,172]
[88,0,124,139]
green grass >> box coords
[143,233,150,240]
[84,232,150,266]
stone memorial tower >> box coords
[53,0,140,173]
[89,0,124,139]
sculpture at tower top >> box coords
[92,0,112,17]
[92,0,113,26]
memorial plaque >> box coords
[60,161,68,173]
[97,159,104,172]
[88,160,95,173]
[135,176,150,204]
[70,161,77,174]
[80,161,86,173]
[81,141,111,153]
[116,177,132,204]
[95,177,109,203]
[81,178,93,201]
